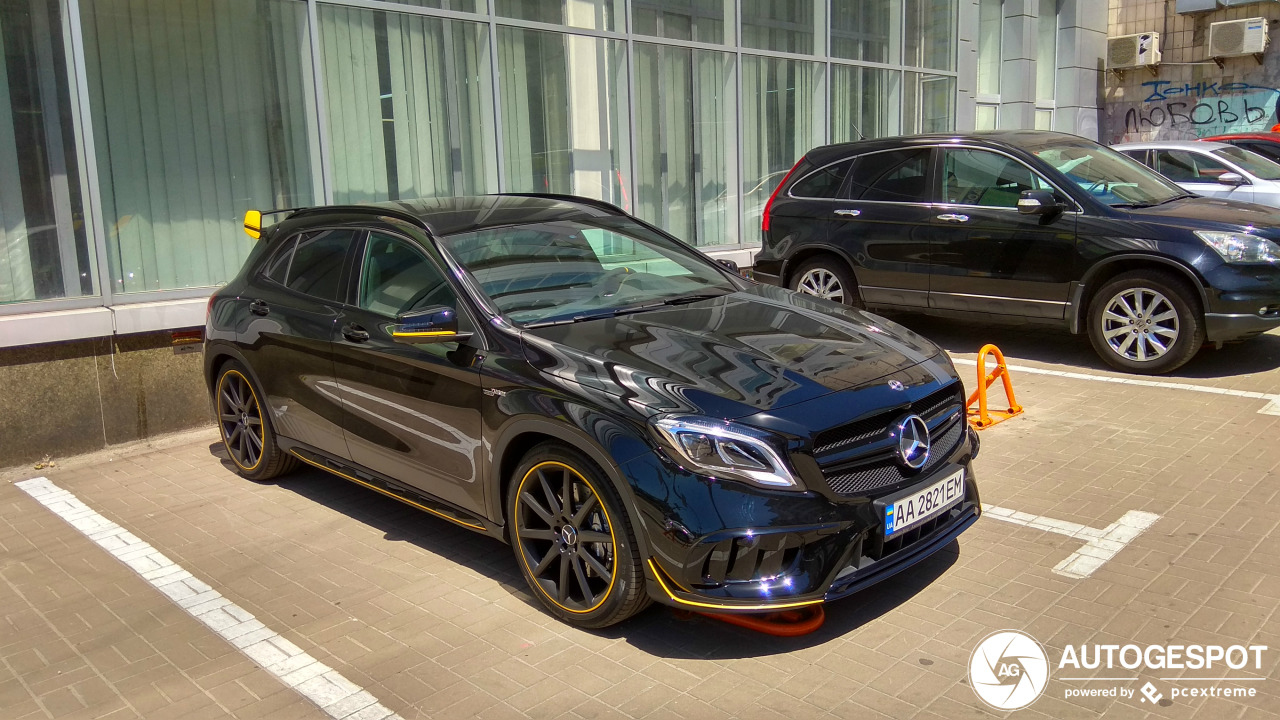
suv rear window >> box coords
[847,148,931,202]
[285,229,356,302]
[790,160,853,198]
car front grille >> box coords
[811,381,967,498]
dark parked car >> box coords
[754,130,1280,374]
[205,195,981,628]
[1202,132,1280,164]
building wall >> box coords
[0,330,211,468]
[1102,1,1280,143]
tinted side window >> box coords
[1121,150,1148,165]
[262,236,297,285]
[1243,142,1280,163]
[285,229,356,302]
[791,160,853,198]
[1155,150,1231,182]
[359,232,455,317]
[942,149,1052,207]
[847,149,931,202]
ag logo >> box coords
[969,630,1049,710]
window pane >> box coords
[633,44,738,247]
[905,0,956,71]
[742,57,823,239]
[496,0,623,31]
[904,72,955,133]
[319,7,497,203]
[742,0,815,54]
[792,160,853,199]
[1037,0,1057,102]
[831,65,900,143]
[1,0,95,303]
[379,0,481,11]
[286,229,353,302]
[943,149,1050,207]
[976,104,999,131]
[849,149,931,202]
[360,232,453,316]
[83,0,316,294]
[497,28,631,209]
[262,237,296,285]
[831,0,898,63]
[977,0,1001,95]
[1156,150,1230,182]
[633,0,727,44]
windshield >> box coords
[436,217,738,326]
[1213,145,1280,180]
[1034,143,1188,206]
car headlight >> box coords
[649,415,801,490]
[1196,231,1280,264]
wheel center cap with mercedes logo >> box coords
[894,414,930,470]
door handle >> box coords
[249,299,269,316]
[342,323,370,343]
[936,213,970,223]
[834,209,861,217]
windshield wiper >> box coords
[522,293,729,328]
[1112,194,1194,209]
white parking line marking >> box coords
[951,357,1280,415]
[15,477,402,720]
[983,504,1160,579]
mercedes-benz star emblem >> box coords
[894,414,930,470]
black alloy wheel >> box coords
[215,362,296,480]
[508,444,649,628]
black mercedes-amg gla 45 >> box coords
[204,194,981,628]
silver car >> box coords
[1111,139,1280,207]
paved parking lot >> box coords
[3,321,1279,720]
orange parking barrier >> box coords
[966,344,1024,429]
[697,605,826,636]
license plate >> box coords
[883,469,965,539]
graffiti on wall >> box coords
[1123,80,1280,137]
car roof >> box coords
[1111,140,1235,152]
[282,194,627,237]
[804,130,1094,163]
[1202,132,1280,142]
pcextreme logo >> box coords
[969,630,1050,710]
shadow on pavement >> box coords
[211,444,963,659]
[888,312,1280,379]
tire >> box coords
[1086,270,1204,375]
[214,361,298,481]
[790,256,863,308]
[506,443,650,628]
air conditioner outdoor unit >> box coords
[1107,32,1162,69]
[1208,17,1269,58]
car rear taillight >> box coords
[206,294,216,321]
[761,158,805,233]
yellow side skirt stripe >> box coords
[289,451,486,532]
[646,558,824,612]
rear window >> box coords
[847,148,932,202]
[790,160,853,198]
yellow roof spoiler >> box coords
[243,210,263,240]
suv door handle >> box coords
[834,209,861,217]
[249,299,269,316]
[936,213,970,223]
[342,323,370,343]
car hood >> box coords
[1124,196,1280,234]
[520,284,951,419]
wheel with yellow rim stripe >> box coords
[507,444,649,628]
[214,361,297,481]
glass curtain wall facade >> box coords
[1,0,958,313]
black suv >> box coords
[754,130,1280,374]
[205,195,980,628]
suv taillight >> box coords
[761,158,804,233]
[206,294,216,321]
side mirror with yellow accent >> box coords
[243,210,262,239]
[391,306,471,344]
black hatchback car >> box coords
[205,194,980,628]
[754,130,1280,374]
